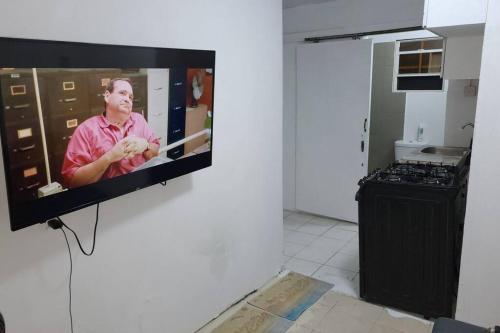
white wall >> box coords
[283,44,296,210]
[403,91,448,145]
[284,0,425,43]
[456,0,500,326]
[0,1,283,332]
[444,80,478,147]
[443,34,483,80]
[368,42,406,172]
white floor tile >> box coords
[286,212,315,224]
[284,212,315,231]
[323,228,357,241]
[285,258,322,276]
[309,237,347,252]
[339,241,359,256]
[309,216,339,226]
[331,272,360,297]
[284,218,308,231]
[284,242,306,256]
[296,221,333,236]
[284,230,318,246]
[326,252,359,272]
[384,307,432,325]
[349,237,359,245]
[294,244,338,264]
[334,221,359,232]
[313,265,357,281]
[313,267,360,298]
[283,209,294,218]
[282,212,362,302]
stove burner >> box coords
[423,177,441,185]
[377,163,456,186]
[386,175,402,182]
[414,168,427,176]
[392,165,427,176]
[430,167,449,178]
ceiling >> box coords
[283,0,336,9]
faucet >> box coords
[461,123,474,149]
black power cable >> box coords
[61,227,73,333]
[57,202,100,256]
[49,203,100,333]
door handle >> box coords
[19,144,36,152]
[25,182,41,190]
[361,140,365,152]
[13,103,30,109]
[364,118,367,132]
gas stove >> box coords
[373,163,456,186]
[356,161,467,318]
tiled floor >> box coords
[282,210,433,332]
[288,291,433,333]
[199,210,434,332]
[283,210,360,298]
[199,271,433,333]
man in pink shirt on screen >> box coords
[62,78,160,188]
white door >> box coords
[296,39,373,223]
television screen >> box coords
[0,38,215,231]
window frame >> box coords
[392,37,446,93]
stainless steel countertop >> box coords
[399,146,470,166]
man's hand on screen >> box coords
[123,136,149,158]
[105,138,131,163]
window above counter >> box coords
[393,38,445,92]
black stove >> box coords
[374,163,456,186]
[356,161,467,318]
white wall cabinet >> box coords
[424,0,487,36]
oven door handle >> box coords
[26,182,40,190]
[19,144,36,151]
[13,103,30,109]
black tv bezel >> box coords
[0,37,215,231]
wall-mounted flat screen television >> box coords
[0,37,215,231]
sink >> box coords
[420,146,469,156]
[400,146,470,166]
